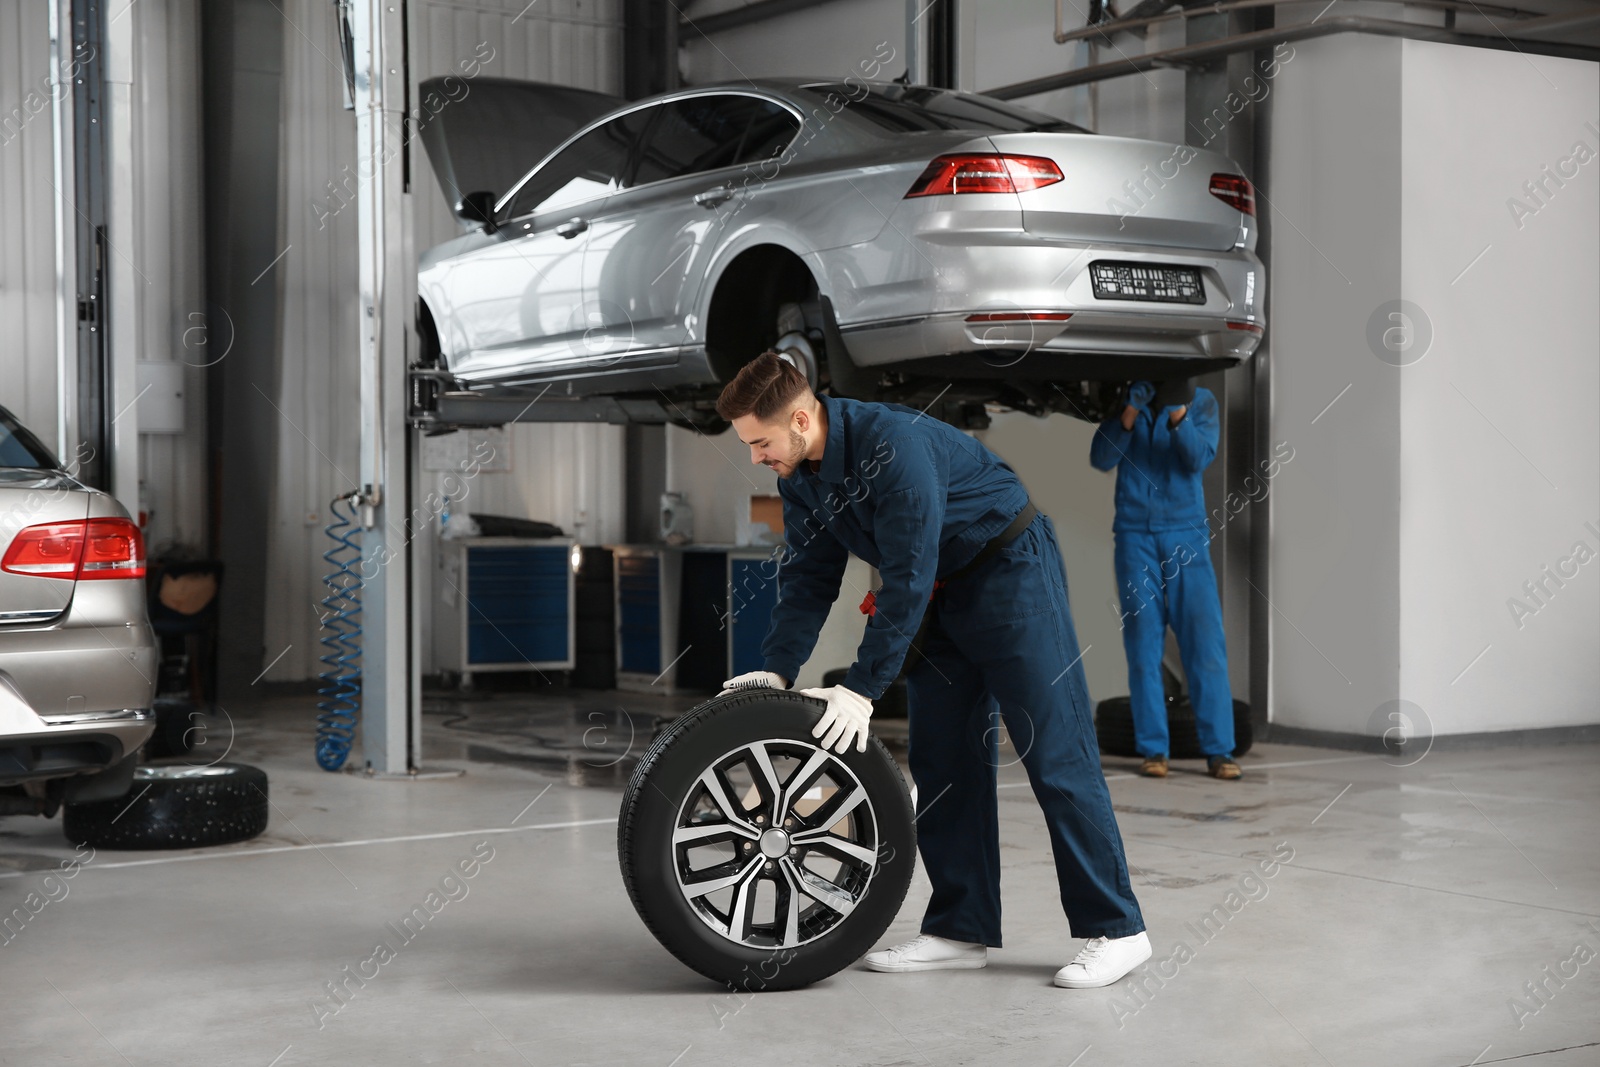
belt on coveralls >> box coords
[857,500,1039,677]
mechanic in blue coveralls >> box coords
[714,349,1150,987]
[1090,378,1241,780]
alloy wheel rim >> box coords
[672,738,879,949]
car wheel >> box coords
[1094,696,1254,759]
[62,762,269,850]
[618,690,915,991]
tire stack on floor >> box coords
[1094,664,1254,761]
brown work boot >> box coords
[1207,756,1242,780]
[1139,756,1168,778]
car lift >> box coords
[407,368,673,434]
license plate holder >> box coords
[1090,261,1206,305]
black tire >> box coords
[1094,697,1254,759]
[1093,696,1139,758]
[618,690,915,991]
[62,762,269,850]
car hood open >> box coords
[416,76,625,212]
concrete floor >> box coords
[2,689,1597,1067]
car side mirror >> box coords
[454,190,498,234]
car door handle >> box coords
[693,186,733,209]
[555,217,589,239]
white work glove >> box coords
[719,670,789,697]
[798,685,874,754]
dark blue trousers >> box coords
[903,514,1145,947]
[1113,527,1235,760]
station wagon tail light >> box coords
[1209,173,1255,216]
[905,154,1064,197]
[2,518,146,580]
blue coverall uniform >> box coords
[762,393,1144,946]
[1089,381,1235,760]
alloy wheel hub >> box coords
[759,827,790,858]
[672,737,880,949]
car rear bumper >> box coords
[0,607,158,784]
[0,706,156,786]
[842,307,1262,371]
[830,238,1264,371]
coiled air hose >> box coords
[315,493,363,770]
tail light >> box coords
[905,154,1063,198]
[2,518,146,580]
[1209,173,1255,216]
[1226,320,1263,334]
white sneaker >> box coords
[1052,931,1152,988]
[863,933,988,973]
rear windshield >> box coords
[800,83,1089,135]
[0,412,58,470]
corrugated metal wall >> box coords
[259,0,625,681]
[130,0,208,551]
[0,0,207,546]
[258,0,363,687]
[0,1,63,439]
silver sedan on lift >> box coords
[416,77,1264,430]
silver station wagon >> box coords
[0,408,157,816]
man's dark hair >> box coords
[715,350,813,422]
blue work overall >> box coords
[762,393,1145,946]
[1089,382,1235,760]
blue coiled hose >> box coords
[316,494,363,770]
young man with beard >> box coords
[716,350,1149,987]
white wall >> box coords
[1396,40,1598,734]
[0,0,60,438]
[1268,33,1599,737]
